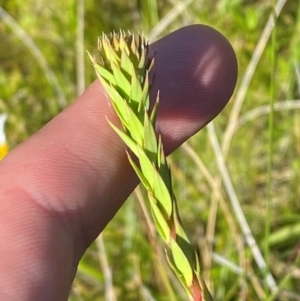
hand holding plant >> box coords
[0,25,237,301]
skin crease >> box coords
[0,25,237,301]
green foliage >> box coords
[1,0,300,300]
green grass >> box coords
[1,0,300,300]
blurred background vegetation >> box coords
[1,0,300,300]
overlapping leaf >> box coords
[90,31,214,301]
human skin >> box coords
[0,25,237,301]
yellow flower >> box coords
[0,113,8,160]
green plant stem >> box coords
[265,2,276,293]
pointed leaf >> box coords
[94,63,116,86]
[150,91,160,123]
[119,32,130,55]
[150,197,169,243]
[136,144,156,189]
[111,62,131,98]
[200,279,214,301]
[152,167,172,217]
[143,111,157,161]
[101,35,119,66]
[123,103,144,144]
[107,120,138,156]
[99,80,129,127]
[130,70,143,108]
[157,139,172,192]
[139,73,150,111]
[165,251,191,296]
[120,49,133,76]
[130,34,138,57]
[127,152,151,190]
[112,33,119,51]
[170,239,194,287]
[138,42,146,69]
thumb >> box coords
[151,24,237,153]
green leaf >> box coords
[127,152,151,190]
[138,41,146,69]
[119,33,130,55]
[94,63,116,86]
[136,144,156,189]
[112,33,120,51]
[148,55,155,71]
[150,91,160,123]
[101,35,119,66]
[139,73,150,111]
[173,209,190,243]
[99,80,129,128]
[111,62,131,98]
[129,34,138,58]
[195,253,201,274]
[107,119,138,156]
[170,239,194,287]
[150,197,169,242]
[157,139,172,192]
[200,279,214,301]
[165,251,191,296]
[136,142,173,220]
[120,49,133,77]
[123,102,144,144]
[157,136,162,167]
[152,167,172,217]
[143,111,157,160]
[130,69,143,109]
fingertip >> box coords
[149,24,238,153]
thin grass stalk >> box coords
[247,264,267,300]
[148,0,194,42]
[266,254,300,301]
[140,285,158,301]
[237,100,300,129]
[140,0,159,34]
[211,253,266,300]
[180,143,218,288]
[265,1,277,293]
[205,2,287,294]
[89,31,213,301]
[166,0,195,21]
[221,0,287,157]
[180,142,246,292]
[96,234,117,301]
[206,122,278,293]
[147,0,159,27]
[168,147,265,298]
